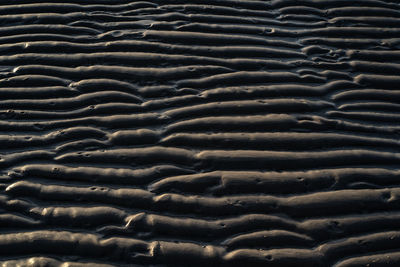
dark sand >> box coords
[1,0,400,266]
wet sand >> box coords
[1,0,400,266]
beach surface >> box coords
[1,0,400,266]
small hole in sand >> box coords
[382,192,391,200]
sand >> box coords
[1,0,400,266]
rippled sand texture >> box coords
[1,0,400,266]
